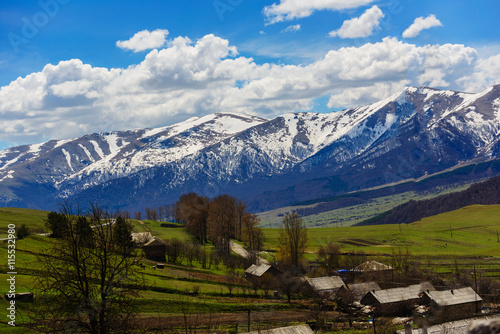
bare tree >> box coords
[241,212,264,253]
[176,193,210,244]
[317,242,342,275]
[278,213,308,269]
[134,210,142,220]
[207,194,237,256]
[32,203,142,333]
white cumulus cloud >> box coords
[0,33,496,147]
[116,29,170,52]
[403,14,443,38]
[263,0,375,24]
[329,5,384,39]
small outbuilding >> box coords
[243,324,314,334]
[422,287,482,323]
[244,264,281,286]
[360,282,435,316]
[142,238,166,262]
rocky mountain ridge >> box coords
[1,84,500,212]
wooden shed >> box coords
[244,264,281,286]
[243,324,314,334]
[142,238,166,262]
[360,282,435,316]
[422,287,482,323]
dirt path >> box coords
[230,240,269,265]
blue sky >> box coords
[1,0,500,150]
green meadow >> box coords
[262,204,500,257]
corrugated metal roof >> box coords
[424,287,482,307]
[245,264,273,277]
[307,276,344,292]
[365,282,435,304]
[244,324,314,334]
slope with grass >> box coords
[261,204,500,258]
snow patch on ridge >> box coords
[61,149,74,172]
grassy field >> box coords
[0,208,49,238]
[262,204,500,257]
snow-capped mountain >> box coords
[2,85,500,211]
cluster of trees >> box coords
[34,203,140,333]
[175,193,263,257]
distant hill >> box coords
[356,174,500,226]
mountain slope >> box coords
[1,85,500,212]
[356,174,500,226]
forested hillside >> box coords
[356,175,500,226]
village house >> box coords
[360,282,435,316]
[351,260,394,281]
[142,237,166,262]
[304,276,345,298]
[421,287,482,323]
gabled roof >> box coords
[424,287,482,307]
[244,324,314,334]
[354,260,393,272]
[245,264,277,277]
[306,276,344,292]
[363,282,435,305]
[346,282,381,299]
[143,237,165,247]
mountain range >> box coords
[1,84,500,212]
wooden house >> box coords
[304,276,345,297]
[422,287,482,323]
[142,238,166,262]
[360,282,435,316]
